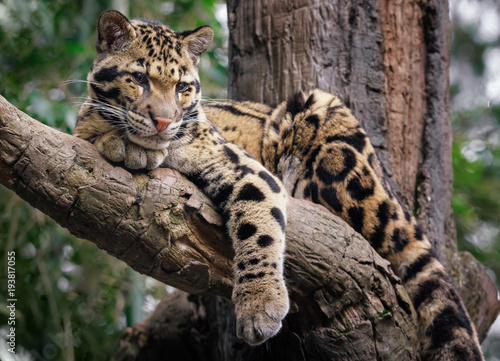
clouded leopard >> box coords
[74,10,484,360]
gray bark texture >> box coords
[1,0,499,359]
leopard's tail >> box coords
[396,245,483,360]
[286,90,485,361]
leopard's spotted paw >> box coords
[145,148,168,170]
[95,132,126,163]
[95,132,168,170]
[234,282,289,345]
[124,142,168,170]
[124,143,147,169]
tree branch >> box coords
[0,95,497,358]
[115,291,211,361]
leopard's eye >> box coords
[176,82,189,93]
[132,72,147,85]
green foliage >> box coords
[450,0,500,358]
[452,129,500,275]
[0,193,126,360]
[450,0,500,289]
[0,0,227,359]
[452,116,500,360]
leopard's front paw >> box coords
[95,132,126,163]
[145,148,168,170]
[94,131,167,170]
[124,143,167,170]
[234,282,289,345]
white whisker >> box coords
[80,100,128,118]
[61,79,101,87]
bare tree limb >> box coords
[0,95,498,359]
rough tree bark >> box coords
[0,0,499,360]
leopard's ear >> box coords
[180,26,214,64]
[96,10,136,54]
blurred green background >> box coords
[0,0,498,360]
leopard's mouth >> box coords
[127,117,189,150]
[125,112,184,149]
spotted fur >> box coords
[74,11,484,359]
[205,90,484,360]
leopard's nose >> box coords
[153,117,173,132]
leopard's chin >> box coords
[128,133,170,150]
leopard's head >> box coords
[87,10,213,149]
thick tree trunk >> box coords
[227,0,449,254]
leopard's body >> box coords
[74,10,484,360]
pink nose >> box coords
[154,117,173,132]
